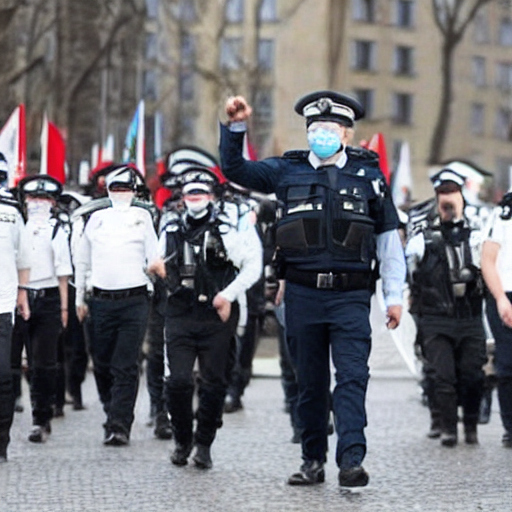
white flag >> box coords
[392,141,412,209]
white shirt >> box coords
[484,206,512,292]
[74,205,159,305]
[25,218,73,290]
[0,201,31,314]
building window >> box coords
[351,40,376,71]
[352,0,376,23]
[499,19,512,46]
[253,88,273,151]
[473,10,490,43]
[257,39,274,71]
[258,0,278,22]
[395,0,415,28]
[353,88,374,119]
[179,0,196,22]
[470,103,485,135]
[393,46,414,76]
[181,34,195,66]
[146,0,158,19]
[472,56,486,88]
[392,92,413,125]
[143,70,157,101]
[496,62,512,91]
[494,107,512,140]
[225,0,244,23]
[179,70,194,101]
[145,33,157,60]
[220,37,243,70]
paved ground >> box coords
[1,354,511,512]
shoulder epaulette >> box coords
[346,146,379,163]
[0,189,23,214]
[282,150,309,160]
[70,197,111,223]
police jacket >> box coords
[159,201,262,318]
[406,215,483,319]
[219,124,405,304]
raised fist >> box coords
[225,95,253,122]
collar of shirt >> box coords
[308,149,348,170]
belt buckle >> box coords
[316,272,334,289]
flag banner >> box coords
[40,114,66,184]
[102,134,115,163]
[123,100,145,175]
[391,141,412,209]
[0,104,26,187]
[368,132,390,184]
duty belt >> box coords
[285,268,372,291]
[25,287,60,299]
[92,285,148,300]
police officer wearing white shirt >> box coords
[481,189,512,448]
[74,166,159,446]
[148,166,262,469]
[0,155,30,461]
[14,175,73,443]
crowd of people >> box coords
[0,89,511,491]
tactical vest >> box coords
[274,150,382,274]
[411,220,483,318]
[164,212,237,307]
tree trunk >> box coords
[428,39,456,165]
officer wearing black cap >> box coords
[219,91,405,487]
[74,165,159,446]
[148,163,262,470]
[13,175,73,443]
[406,168,486,447]
[0,154,30,460]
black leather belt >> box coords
[26,287,60,299]
[92,285,148,300]
[285,268,372,291]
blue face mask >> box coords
[307,128,342,160]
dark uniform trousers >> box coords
[486,294,512,435]
[165,303,239,448]
[285,282,372,468]
[11,289,62,427]
[145,283,167,417]
[88,293,149,436]
[0,312,15,454]
[420,315,486,433]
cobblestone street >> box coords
[0,354,511,512]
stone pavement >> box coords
[1,361,511,512]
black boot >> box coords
[166,383,194,455]
[195,386,225,448]
[192,444,212,469]
[154,411,173,440]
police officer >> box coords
[148,165,262,469]
[406,169,486,447]
[0,155,30,461]
[219,92,405,487]
[481,189,512,448]
[14,175,73,443]
[74,166,159,446]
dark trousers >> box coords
[0,312,14,454]
[145,296,166,415]
[165,303,238,448]
[12,291,62,427]
[420,315,486,434]
[285,282,372,468]
[486,294,512,434]
[89,294,149,436]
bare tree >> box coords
[428,0,493,164]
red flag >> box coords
[368,133,390,184]
[40,114,66,184]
